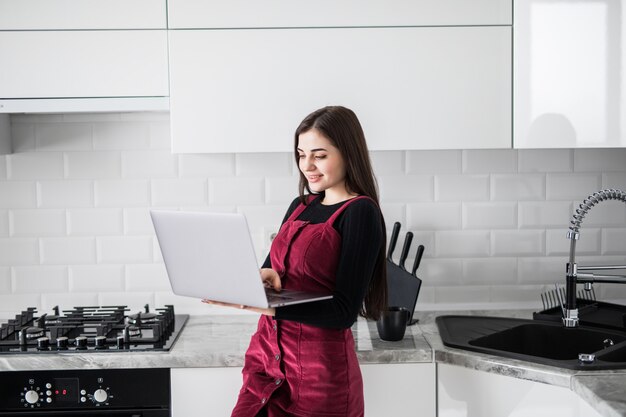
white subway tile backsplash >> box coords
[10,123,36,152]
[518,149,572,173]
[68,209,123,236]
[602,228,626,255]
[93,122,150,150]
[265,177,299,205]
[419,259,463,286]
[407,150,462,174]
[124,208,155,235]
[37,180,93,208]
[8,152,64,180]
[378,176,433,202]
[0,267,10,292]
[12,266,68,293]
[0,238,39,266]
[179,154,236,177]
[3,113,624,310]
[122,150,177,178]
[40,238,96,264]
[370,151,405,175]
[0,294,42,314]
[435,286,491,304]
[97,237,153,264]
[435,175,489,202]
[379,203,406,231]
[210,178,264,205]
[10,209,66,237]
[518,257,564,285]
[69,265,125,292]
[519,201,572,229]
[603,173,626,191]
[582,201,626,227]
[574,149,626,172]
[0,210,8,237]
[41,293,99,311]
[36,123,92,151]
[125,264,170,291]
[492,230,544,256]
[0,156,6,180]
[149,122,171,149]
[65,151,122,179]
[0,182,37,208]
[463,258,518,285]
[546,173,602,200]
[491,174,545,201]
[407,203,461,231]
[236,153,292,176]
[546,228,600,256]
[463,149,517,174]
[151,179,207,206]
[435,231,490,257]
[95,180,149,207]
[463,203,517,229]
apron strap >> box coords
[326,195,374,225]
[284,194,320,223]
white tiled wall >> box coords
[1,112,625,316]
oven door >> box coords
[0,410,169,417]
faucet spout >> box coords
[564,189,626,327]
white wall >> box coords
[1,112,625,316]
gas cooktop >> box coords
[0,304,188,354]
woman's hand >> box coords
[201,299,275,316]
[201,268,281,316]
[260,268,282,292]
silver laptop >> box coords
[150,210,333,308]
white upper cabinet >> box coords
[168,0,512,28]
[0,0,166,29]
[169,26,511,153]
[514,0,626,148]
[0,0,169,113]
[0,31,169,99]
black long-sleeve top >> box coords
[264,195,383,329]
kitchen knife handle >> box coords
[387,222,401,261]
[399,232,413,270]
[412,245,425,275]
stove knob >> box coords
[37,337,50,351]
[75,336,88,350]
[24,390,39,404]
[94,336,107,349]
[93,389,108,403]
[56,337,69,350]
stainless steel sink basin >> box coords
[437,315,626,370]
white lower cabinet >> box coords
[171,363,436,417]
[437,363,601,417]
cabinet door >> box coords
[0,31,169,99]
[168,0,511,29]
[0,0,166,29]
[169,27,511,153]
[171,368,241,417]
[361,363,435,417]
[514,0,626,148]
[437,363,602,417]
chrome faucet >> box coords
[563,189,626,327]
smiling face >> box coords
[297,128,350,203]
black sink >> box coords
[437,315,626,370]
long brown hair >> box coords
[294,106,387,320]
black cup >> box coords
[376,307,410,341]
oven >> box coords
[0,368,171,416]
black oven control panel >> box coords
[0,368,170,412]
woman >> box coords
[205,106,387,417]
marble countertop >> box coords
[1,311,625,416]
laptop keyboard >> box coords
[265,289,295,302]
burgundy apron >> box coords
[231,196,370,417]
